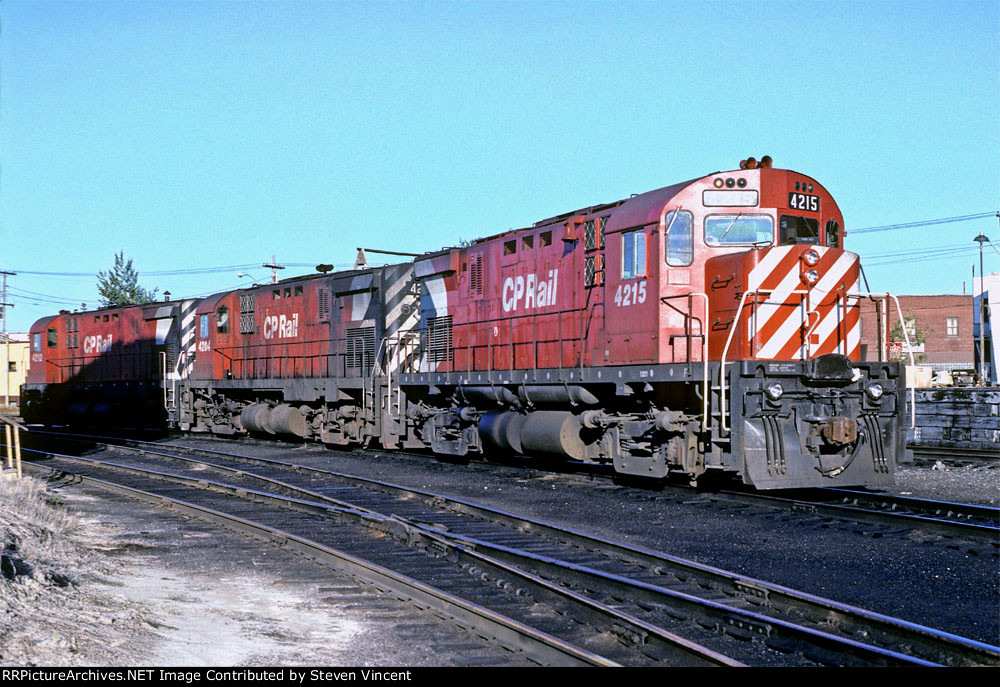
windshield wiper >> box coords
[720,213,743,240]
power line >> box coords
[847,211,998,235]
[13,262,262,277]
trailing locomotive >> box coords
[23,160,912,489]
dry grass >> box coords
[0,476,80,590]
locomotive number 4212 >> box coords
[788,192,820,212]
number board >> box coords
[788,192,820,213]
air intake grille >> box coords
[469,253,483,296]
[318,287,332,323]
[584,220,597,250]
[239,294,255,334]
[426,316,453,363]
[346,326,376,372]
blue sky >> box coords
[1,0,998,332]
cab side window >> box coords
[622,229,647,279]
[664,210,693,266]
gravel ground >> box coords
[0,472,513,667]
[1,445,997,666]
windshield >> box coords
[705,214,774,246]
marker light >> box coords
[803,249,820,266]
[737,178,747,188]
[764,383,784,401]
[725,178,735,188]
[715,178,724,188]
[866,383,884,401]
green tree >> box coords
[96,252,159,307]
[890,315,928,364]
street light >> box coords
[974,232,990,384]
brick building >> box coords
[858,295,974,370]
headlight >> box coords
[803,269,819,285]
[764,382,784,401]
[866,383,884,401]
[803,249,820,266]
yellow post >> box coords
[4,423,11,470]
[13,425,21,478]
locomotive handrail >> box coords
[43,351,159,384]
[660,292,710,432]
[437,305,590,377]
[719,290,916,433]
[213,335,358,380]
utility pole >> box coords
[1,270,16,407]
[262,255,285,285]
[974,233,991,385]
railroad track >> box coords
[703,487,1000,543]
[908,444,1000,465]
[16,432,1000,667]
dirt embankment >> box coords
[0,476,160,665]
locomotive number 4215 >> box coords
[614,280,647,307]
[788,192,820,212]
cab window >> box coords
[33,333,42,351]
[705,214,773,246]
[779,215,820,245]
[216,306,230,334]
[47,328,57,348]
[825,220,840,248]
[664,210,693,266]
[622,229,647,278]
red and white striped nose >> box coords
[746,246,861,361]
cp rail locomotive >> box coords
[23,159,911,489]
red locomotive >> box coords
[24,159,909,489]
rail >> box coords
[719,290,916,432]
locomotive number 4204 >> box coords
[614,280,647,307]
[788,192,820,212]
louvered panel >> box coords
[469,253,483,296]
[426,315,453,363]
[346,326,376,372]
[318,287,331,323]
